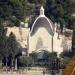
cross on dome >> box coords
[40,6,45,15]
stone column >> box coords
[15,58,17,70]
[52,36,54,52]
[27,29,30,56]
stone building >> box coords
[6,6,73,56]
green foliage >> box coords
[30,52,37,61]
[10,16,20,26]
[0,0,32,26]
[29,15,37,28]
[0,19,7,58]
[7,32,21,58]
[60,51,73,58]
[49,52,57,59]
[0,0,75,28]
[45,0,75,28]
[28,0,45,5]
[19,55,32,66]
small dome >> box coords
[30,6,54,36]
[31,16,54,36]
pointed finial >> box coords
[40,6,44,15]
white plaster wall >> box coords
[6,26,73,55]
[53,32,63,55]
[29,27,64,55]
[29,27,53,53]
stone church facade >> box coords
[6,6,73,56]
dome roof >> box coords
[30,6,54,36]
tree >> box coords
[28,0,46,5]
[60,51,73,58]
[7,32,21,67]
[0,19,7,68]
[0,0,33,26]
[19,55,32,67]
[30,52,37,65]
[45,0,75,28]
[48,52,58,70]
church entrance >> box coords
[36,50,49,67]
[30,50,49,67]
[30,50,59,69]
[37,50,49,61]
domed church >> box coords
[29,6,71,55]
[29,6,54,53]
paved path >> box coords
[0,71,61,75]
[0,69,62,75]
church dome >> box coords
[30,6,54,36]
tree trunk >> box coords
[6,57,8,72]
[0,57,2,69]
[32,58,35,66]
[15,58,17,70]
[11,58,14,71]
